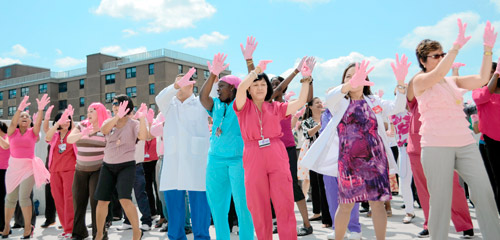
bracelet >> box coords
[396,84,406,90]
[300,77,312,84]
[246,59,253,66]
[249,71,258,79]
[484,51,493,56]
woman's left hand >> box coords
[36,94,50,111]
[391,53,411,86]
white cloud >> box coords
[0,57,21,67]
[171,32,229,48]
[56,49,63,55]
[100,46,147,56]
[122,29,138,37]
[491,0,500,12]
[54,57,85,68]
[9,44,28,57]
[94,0,216,33]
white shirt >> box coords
[134,140,145,164]
[155,85,210,191]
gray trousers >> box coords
[422,144,500,240]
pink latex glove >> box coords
[66,104,74,119]
[386,129,395,138]
[306,57,316,72]
[80,124,94,136]
[454,18,472,49]
[117,101,130,118]
[349,60,375,88]
[240,36,258,60]
[207,53,229,76]
[294,107,306,118]
[177,67,196,88]
[471,114,479,123]
[390,53,411,85]
[296,56,307,72]
[36,94,50,111]
[495,57,500,75]
[256,60,272,73]
[57,110,70,125]
[295,121,301,131]
[32,113,38,123]
[133,103,147,119]
[301,62,312,78]
[44,105,54,120]
[284,91,296,101]
[146,108,155,124]
[452,62,466,69]
[484,20,498,48]
[18,96,31,112]
[378,89,384,98]
[153,113,166,126]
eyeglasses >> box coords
[427,53,446,59]
[112,102,120,106]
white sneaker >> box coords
[348,232,362,240]
[327,231,335,240]
[58,233,72,238]
[118,223,132,230]
[140,224,151,231]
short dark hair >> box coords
[271,76,287,93]
[247,73,274,101]
[341,63,373,97]
[113,94,134,115]
[0,121,7,134]
[54,112,73,131]
[493,62,497,71]
[416,39,442,72]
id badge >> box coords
[58,143,66,153]
[258,138,271,148]
[215,127,222,137]
[372,105,383,114]
[144,154,150,158]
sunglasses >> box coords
[427,53,446,59]
[112,102,120,106]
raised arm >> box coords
[270,56,307,100]
[136,111,148,141]
[200,53,229,111]
[235,60,271,111]
[101,101,130,135]
[286,61,314,115]
[240,36,258,73]
[42,105,54,133]
[45,109,69,142]
[8,96,30,136]
[33,94,50,137]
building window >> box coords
[0,92,3,101]
[80,97,85,107]
[192,69,198,78]
[79,79,85,89]
[126,87,137,98]
[59,100,67,111]
[204,70,210,79]
[59,82,67,92]
[149,64,154,75]
[21,87,29,97]
[150,104,156,112]
[105,74,115,84]
[178,65,183,74]
[126,67,136,79]
[39,83,47,93]
[149,84,155,95]
[193,86,198,94]
[80,115,85,121]
[105,92,116,103]
[8,89,16,99]
[0,109,3,117]
[4,68,11,78]
[8,106,16,116]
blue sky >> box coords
[2,0,499,101]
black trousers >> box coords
[72,169,102,239]
[0,170,5,230]
[484,134,500,213]
[143,160,164,218]
[309,170,332,225]
[44,183,57,223]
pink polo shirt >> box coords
[473,86,500,141]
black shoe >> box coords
[1,229,12,238]
[20,225,34,239]
[273,226,278,234]
[41,221,55,228]
[418,229,429,238]
[160,225,168,232]
[462,229,474,239]
[297,225,313,236]
[401,204,406,209]
[308,215,322,221]
[184,227,192,235]
[12,224,22,229]
[359,207,369,213]
[105,221,112,229]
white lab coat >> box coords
[300,85,406,177]
[155,85,210,191]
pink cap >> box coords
[220,75,241,89]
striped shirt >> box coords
[75,124,106,171]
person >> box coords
[472,61,500,212]
[199,53,254,240]
[67,102,109,240]
[2,95,51,239]
[233,58,311,240]
[0,121,9,233]
[94,95,148,240]
[155,68,211,240]
[412,19,500,239]
[301,56,408,240]
[44,107,77,238]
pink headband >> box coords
[220,75,241,89]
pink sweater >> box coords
[473,86,500,141]
[416,77,475,147]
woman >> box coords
[301,56,408,240]
[412,19,500,239]
[0,122,9,233]
[44,108,77,238]
[233,59,311,240]
[2,95,51,239]
[67,102,109,240]
[94,95,148,240]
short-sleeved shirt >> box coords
[50,132,77,172]
[9,128,37,159]
[0,135,10,169]
[233,98,289,142]
[280,116,296,147]
[104,118,139,164]
[208,98,243,157]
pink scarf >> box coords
[5,156,50,194]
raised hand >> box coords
[294,107,307,118]
[306,57,316,73]
[484,20,498,48]
[32,113,38,123]
[296,56,307,72]
[18,96,31,112]
[134,103,147,119]
[240,36,258,60]
[177,67,196,88]
[80,124,94,136]
[44,105,54,120]
[454,18,472,49]
[256,60,272,73]
[207,53,229,76]
[66,104,74,118]
[451,62,466,69]
[284,91,296,101]
[57,110,70,125]
[301,62,312,78]
[390,53,411,85]
[349,60,375,88]
[146,108,155,124]
[36,94,50,111]
[117,101,130,118]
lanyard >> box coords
[254,104,264,140]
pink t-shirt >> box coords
[0,135,10,169]
[473,86,500,141]
[280,116,296,147]
[104,118,139,164]
[416,77,475,147]
[9,128,37,158]
[234,99,289,142]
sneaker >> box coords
[140,224,151,231]
[58,233,72,238]
[418,229,429,238]
[348,232,362,240]
[273,226,278,234]
[402,213,415,224]
[297,225,313,236]
[41,221,56,228]
[460,229,474,239]
[184,226,192,235]
[327,231,335,240]
[117,223,132,231]
[160,225,168,232]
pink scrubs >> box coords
[234,99,297,240]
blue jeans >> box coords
[124,163,152,226]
